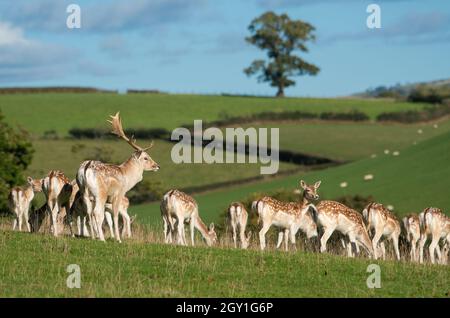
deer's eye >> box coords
[144,157,148,161]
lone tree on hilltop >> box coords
[244,12,320,97]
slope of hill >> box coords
[134,129,450,225]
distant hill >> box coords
[356,78,450,102]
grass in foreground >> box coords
[0,231,448,297]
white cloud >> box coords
[0,22,27,46]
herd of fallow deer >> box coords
[7,113,450,265]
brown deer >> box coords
[42,170,73,237]
[9,177,42,232]
[77,112,159,242]
[362,202,401,260]
[160,189,217,246]
[403,214,421,262]
[313,201,374,258]
[418,207,450,264]
[254,180,320,251]
[228,202,251,249]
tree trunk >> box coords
[276,86,285,98]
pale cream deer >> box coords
[228,202,251,249]
[418,207,450,264]
[363,202,401,260]
[77,112,159,242]
[403,213,421,262]
[254,180,320,251]
[42,170,73,237]
[160,189,217,246]
[9,177,42,232]
[313,201,374,257]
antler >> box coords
[107,112,154,152]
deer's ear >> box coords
[209,223,215,231]
[300,180,307,189]
[314,180,322,189]
[27,176,33,183]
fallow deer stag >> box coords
[254,180,320,251]
[228,202,251,249]
[403,214,421,262]
[9,177,42,232]
[363,202,401,260]
[160,189,217,246]
[77,112,159,242]
[42,170,73,237]
[418,207,450,264]
[313,201,373,258]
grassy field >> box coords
[26,139,298,190]
[239,119,450,161]
[135,129,450,226]
[0,93,426,136]
[0,231,448,297]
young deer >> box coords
[160,189,217,247]
[77,112,159,242]
[254,180,320,251]
[402,214,421,262]
[363,202,401,260]
[42,170,73,237]
[9,177,42,232]
[418,207,450,264]
[313,201,373,258]
[228,202,251,249]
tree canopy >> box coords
[0,110,34,214]
[244,12,320,97]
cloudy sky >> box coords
[0,0,449,96]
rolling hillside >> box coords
[134,129,450,225]
[0,93,426,136]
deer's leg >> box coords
[320,226,335,253]
[289,228,297,252]
[120,208,131,238]
[428,234,439,264]
[12,217,17,231]
[162,215,168,243]
[105,212,114,239]
[24,204,31,233]
[93,196,107,242]
[111,197,122,243]
[176,218,185,246]
[371,227,383,260]
[276,231,283,249]
[419,233,427,264]
[392,233,401,261]
[379,241,386,260]
[190,217,195,246]
[258,222,271,251]
[231,222,237,249]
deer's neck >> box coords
[298,194,310,209]
[23,184,35,200]
[193,215,211,241]
[120,156,143,193]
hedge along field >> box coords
[26,138,298,197]
[0,231,448,297]
[0,93,426,136]
[134,130,450,226]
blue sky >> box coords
[0,0,449,97]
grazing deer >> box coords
[362,202,401,260]
[418,208,450,264]
[228,202,251,249]
[160,189,217,247]
[403,214,421,262]
[313,201,373,257]
[77,112,159,242]
[254,180,320,251]
[42,170,73,237]
[9,177,42,232]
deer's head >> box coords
[300,180,321,201]
[27,177,43,192]
[108,112,160,172]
